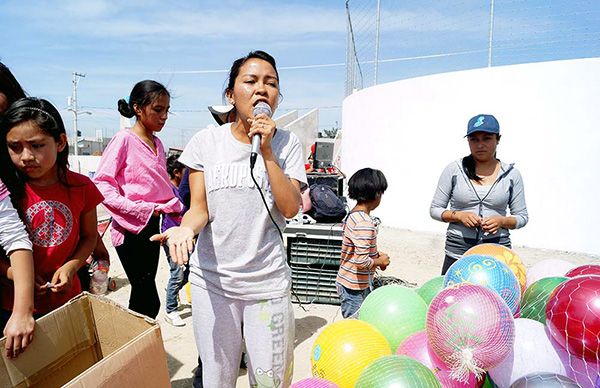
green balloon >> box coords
[481,373,496,388]
[356,355,441,388]
[416,276,445,305]
[520,277,568,323]
[359,285,427,350]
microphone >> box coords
[250,101,273,169]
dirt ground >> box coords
[99,224,599,386]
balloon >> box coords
[565,264,600,278]
[311,319,391,388]
[291,378,339,388]
[481,374,495,388]
[427,283,515,382]
[488,318,567,387]
[396,331,480,387]
[546,275,600,362]
[465,244,527,293]
[509,372,579,387]
[417,276,446,305]
[359,285,428,350]
[444,254,521,316]
[525,259,576,289]
[355,355,441,388]
[550,334,600,388]
[520,277,568,324]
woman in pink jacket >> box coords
[94,80,182,318]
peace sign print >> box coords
[25,200,73,247]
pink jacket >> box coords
[93,129,183,247]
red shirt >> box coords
[2,171,103,314]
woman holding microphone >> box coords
[152,50,306,387]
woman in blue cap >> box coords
[430,114,529,274]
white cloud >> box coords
[5,1,347,40]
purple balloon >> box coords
[548,330,600,388]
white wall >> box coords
[341,57,600,255]
[285,108,319,160]
[68,155,101,178]
[275,110,299,128]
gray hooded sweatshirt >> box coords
[430,159,528,259]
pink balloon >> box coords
[427,284,515,383]
[526,259,576,288]
[291,378,339,388]
[396,331,433,367]
[397,331,480,387]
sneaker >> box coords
[164,311,186,327]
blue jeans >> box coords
[337,283,371,318]
[163,245,190,313]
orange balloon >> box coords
[465,243,526,293]
[311,320,391,388]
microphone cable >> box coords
[250,165,284,242]
[251,161,310,311]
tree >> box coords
[322,122,340,139]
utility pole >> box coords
[68,72,87,156]
[487,0,496,67]
[374,0,381,86]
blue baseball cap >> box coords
[466,114,500,137]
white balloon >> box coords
[525,259,576,289]
[489,318,567,388]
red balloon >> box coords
[565,264,600,278]
[546,275,600,362]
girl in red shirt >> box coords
[0,98,103,316]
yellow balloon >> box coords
[465,243,527,293]
[311,320,391,388]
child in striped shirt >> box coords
[336,168,390,318]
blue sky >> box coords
[1,0,598,150]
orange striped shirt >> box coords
[336,211,378,290]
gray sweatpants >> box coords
[191,285,294,387]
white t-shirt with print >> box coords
[178,123,307,300]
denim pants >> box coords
[163,245,190,314]
[337,283,371,318]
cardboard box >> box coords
[0,293,171,387]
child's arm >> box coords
[51,208,98,293]
[0,195,36,358]
[4,249,35,359]
[91,232,109,262]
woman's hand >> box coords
[457,211,482,229]
[50,262,78,293]
[481,216,505,234]
[150,226,195,266]
[3,311,34,359]
[247,113,276,154]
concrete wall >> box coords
[284,108,319,160]
[341,57,600,255]
[275,110,299,128]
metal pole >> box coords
[71,72,86,156]
[374,0,381,85]
[487,0,495,67]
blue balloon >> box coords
[444,254,521,315]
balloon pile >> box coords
[306,245,600,387]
